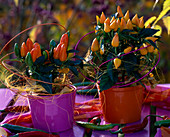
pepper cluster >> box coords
[88,6,161,91]
[14,31,83,94]
[14,32,69,66]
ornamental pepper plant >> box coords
[14,31,84,94]
[86,6,162,91]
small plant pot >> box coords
[28,85,76,133]
[97,84,144,124]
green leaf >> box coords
[34,56,45,65]
[69,66,78,76]
[107,62,114,81]
[123,53,138,75]
[38,74,53,94]
[144,39,159,49]
[73,55,85,61]
[133,71,146,89]
[39,66,54,73]
[67,49,79,54]
[139,28,159,38]
[100,72,118,91]
[54,59,62,66]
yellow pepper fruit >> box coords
[100,48,104,55]
[140,45,148,55]
[104,17,111,33]
[120,18,127,31]
[110,16,115,23]
[91,38,100,52]
[138,16,144,28]
[117,18,120,28]
[127,19,133,30]
[114,58,121,69]
[147,45,154,53]
[132,14,139,26]
[117,6,124,17]
[145,37,158,42]
[96,15,100,24]
[124,10,129,22]
[111,33,119,47]
[99,12,106,24]
[124,47,132,54]
[110,20,118,31]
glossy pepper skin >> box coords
[91,38,99,52]
[30,48,38,62]
[110,116,148,134]
[53,43,62,59]
[59,44,67,62]
[60,32,69,49]
[14,43,21,58]
[26,38,33,52]
[114,58,121,69]
[76,121,120,130]
[111,33,119,47]
[20,42,28,57]
[33,43,42,58]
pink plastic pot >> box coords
[28,85,76,133]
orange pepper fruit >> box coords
[33,43,42,58]
[30,48,38,62]
[20,42,28,57]
[26,38,33,52]
[59,44,67,62]
[53,43,62,59]
[60,33,69,49]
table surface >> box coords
[0,87,170,137]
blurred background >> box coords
[0,0,169,84]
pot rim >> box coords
[27,85,77,99]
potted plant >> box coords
[85,6,161,124]
[4,30,84,133]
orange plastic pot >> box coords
[97,84,144,124]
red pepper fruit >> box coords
[20,42,28,57]
[53,43,62,59]
[60,32,68,49]
[30,48,38,62]
[121,117,148,133]
[14,131,60,137]
[59,44,67,62]
[33,43,42,58]
[26,38,33,52]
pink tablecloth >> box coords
[0,84,170,137]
